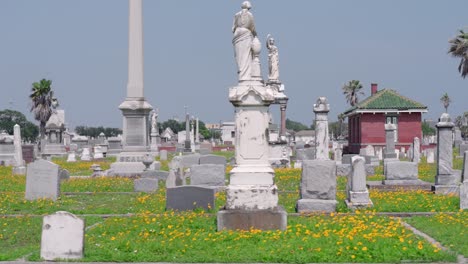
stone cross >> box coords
[384,123,397,159]
[313,97,330,160]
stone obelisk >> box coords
[119,0,152,152]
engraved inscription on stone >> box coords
[126,117,145,146]
[25,159,60,200]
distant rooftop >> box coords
[343,89,427,115]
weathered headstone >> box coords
[384,161,419,184]
[199,154,227,166]
[134,178,159,192]
[60,169,70,180]
[374,146,383,160]
[190,164,225,186]
[334,145,343,162]
[359,145,375,157]
[166,186,215,211]
[296,160,337,212]
[160,149,168,161]
[296,148,315,161]
[346,156,372,209]
[181,153,201,168]
[66,152,77,162]
[41,211,85,261]
[426,148,435,163]
[412,137,421,163]
[25,159,60,201]
[459,143,468,157]
[80,148,91,161]
[165,169,177,188]
[313,97,330,160]
[41,211,84,260]
[434,113,461,194]
[93,146,104,159]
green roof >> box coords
[343,89,427,114]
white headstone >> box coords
[25,159,60,201]
[93,146,104,159]
[346,156,372,208]
[67,152,77,162]
[81,148,91,161]
[40,211,84,260]
[160,149,168,161]
[426,148,435,164]
[12,124,26,174]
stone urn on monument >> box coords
[217,1,287,231]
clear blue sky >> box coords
[1,0,467,129]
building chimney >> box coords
[371,83,378,96]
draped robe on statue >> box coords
[232,10,256,82]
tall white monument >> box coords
[119,0,152,152]
[217,1,287,231]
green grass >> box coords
[23,213,455,262]
[405,211,467,256]
[0,155,465,262]
[211,151,234,161]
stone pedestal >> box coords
[384,124,397,159]
[434,113,460,195]
[218,82,286,231]
[313,97,330,160]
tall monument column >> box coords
[217,1,286,231]
[314,97,330,160]
[119,0,152,152]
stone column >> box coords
[118,0,152,152]
[346,155,372,209]
[280,103,287,138]
[384,124,397,159]
[184,113,191,152]
[435,113,461,194]
[195,117,200,144]
[313,97,330,160]
[12,124,26,175]
[412,137,420,163]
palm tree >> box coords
[440,92,451,113]
[342,80,364,106]
[29,79,54,140]
[448,29,468,78]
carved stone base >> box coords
[296,199,337,213]
[225,185,278,210]
[217,206,287,231]
[346,191,373,209]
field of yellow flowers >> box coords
[0,153,465,262]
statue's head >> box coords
[241,1,251,10]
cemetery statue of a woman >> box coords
[266,34,280,83]
[232,1,256,82]
[151,109,158,134]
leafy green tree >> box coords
[29,79,54,139]
[161,119,185,134]
[422,121,436,136]
[440,92,451,113]
[342,80,364,106]
[286,118,310,132]
[448,29,468,78]
[0,109,38,142]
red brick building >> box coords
[343,84,427,154]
